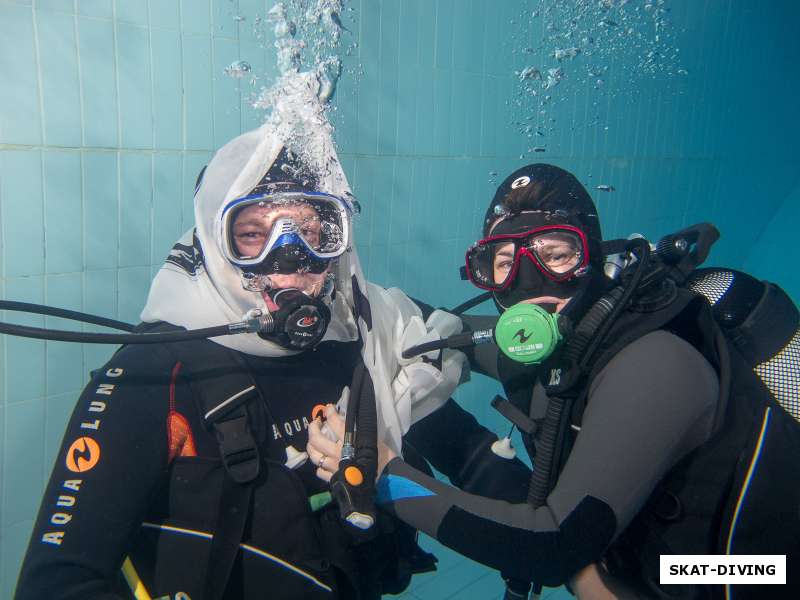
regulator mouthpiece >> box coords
[494,303,565,364]
[258,288,331,350]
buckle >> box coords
[214,415,260,484]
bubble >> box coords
[553,47,581,61]
[543,67,563,89]
[508,0,684,147]
[518,66,542,81]
[596,184,615,192]
[224,60,252,79]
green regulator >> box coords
[401,302,566,365]
[493,302,565,364]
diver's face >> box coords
[492,242,516,285]
[489,223,577,314]
[232,202,322,255]
[232,203,330,304]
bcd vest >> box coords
[117,330,435,600]
[561,269,800,600]
[492,269,800,599]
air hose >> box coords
[0,300,277,344]
[1,300,136,331]
[526,238,651,509]
[328,276,379,532]
[342,362,366,458]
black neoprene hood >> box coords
[484,164,602,261]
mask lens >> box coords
[467,240,517,290]
[466,226,588,291]
[225,193,348,264]
[527,231,584,278]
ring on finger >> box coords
[318,454,327,468]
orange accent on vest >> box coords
[167,410,198,461]
[166,361,197,462]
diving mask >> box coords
[465,224,590,292]
[220,191,353,276]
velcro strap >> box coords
[214,415,260,484]
[491,396,538,435]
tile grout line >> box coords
[31,0,50,491]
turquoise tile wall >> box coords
[1,0,799,598]
[0,5,42,145]
[78,16,119,148]
[77,0,112,20]
[0,1,267,595]
[37,10,83,147]
[117,23,154,149]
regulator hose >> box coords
[342,362,366,457]
[0,301,275,344]
[526,238,652,508]
[0,322,241,344]
[1,300,136,331]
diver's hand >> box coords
[307,404,344,482]
[307,402,399,482]
[571,563,628,600]
[521,296,572,314]
[377,439,398,477]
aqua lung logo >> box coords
[511,176,531,189]
[273,416,312,440]
[41,367,124,546]
[296,315,319,328]
[65,437,101,473]
[513,329,533,344]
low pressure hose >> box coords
[342,362,366,459]
[1,300,136,331]
[526,285,625,508]
[527,239,651,508]
[0,301,278,344]
[401,329,495,360]
[330,352,379,532]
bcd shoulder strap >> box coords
[166,338,265,600]
[133,325,265,600]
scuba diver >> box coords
[13,120,477,600]
[309,164,800,599]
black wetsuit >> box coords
[16,329,533,600]
[16,339,368,599]
[377,330,721,588]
